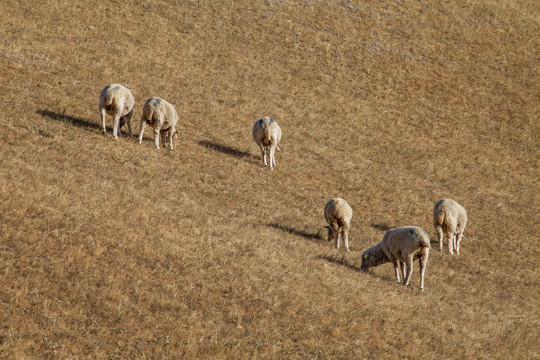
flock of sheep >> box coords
[99,84,179,149]
[99,83,468,292]
[324,197,467,292]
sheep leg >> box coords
[126,109,134,138]
[138,118,146,144]
[100,107,107,134]
[153,124,161,149]
[455,231,464,254]
[160,131,166,148]
[403,257,414,287]
[399,261,406,282]
[168,130,174,150]
[342,226,350,252]
[326,226,332,242]
[331,224,340,249]
[419,249,429,292]
[269,146,275,171]
[112,110,121,139]
[118,116,126,136]
[446,230,455,254]
[259,145,267,166]
[271,144,277,168]
[392,260,401,283]
[435,225,444,252]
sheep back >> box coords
[361,226,430,269]
[141,97,178,130]
[324,198,353,228]
[99,84,134,117]
[252,117,281,147]
[381,226,430,261]
[433,199,467,233]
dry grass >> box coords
[0,0,538,358]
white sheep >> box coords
[138,97,179,150]
[361,226,430,291]
[252,117,281,171]
[98,84,135,139]
[433,198,468,254]
[324,198,353,251]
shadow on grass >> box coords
[319,254,395,284]
[198,140,254,159]
[370,223,392,232]
[318,253,362,272]
[268,223,323,242]
[36,109,100,131]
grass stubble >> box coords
[0,0,538,358]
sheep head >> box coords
[360,250,370,271]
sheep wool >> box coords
[98,84,135,139]
[139,97,179,150]
[324,198,353,251]
[252,117,282,171]
[361,226,430,291]
[433,198,468,254]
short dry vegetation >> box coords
[0,0,538,358]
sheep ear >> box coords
[364,253,368,259]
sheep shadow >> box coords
[38,109,144,140]
[268,223,324,243]
[319,253,363,272]
[36,109,100,131]
[319,254,396,283]
[370,223,392,232]
[198,140,255,160]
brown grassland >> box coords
[0,0,539,358]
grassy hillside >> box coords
[0,0,538,358]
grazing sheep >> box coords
[324,198,353,251]
[433,198,468,254]
[361,226,430,291]
[98,84,135,139]
[252,117,281,171]
[139,97,179,150]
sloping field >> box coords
[0,0,538,358]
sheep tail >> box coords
[420,232,431,248]
[263,125,272,141]
[144,107,154,124]
[335,209,345,225]
[434,210,445,229]
[104,91,115,106]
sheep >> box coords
[324,198,353,251]
[98,84,135,139]
[252,117,281,171]
[361,226,430,291]
[433,198,468,254]
[138,97,179,150]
